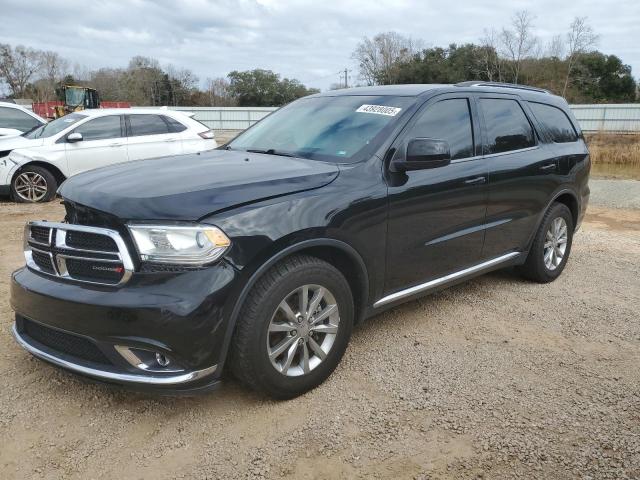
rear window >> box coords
[528,102,578,143]
[480,98,536,154]
[164,116,187,133]
[129,114,170,136]
[0,107,42,132]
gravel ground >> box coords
[589,178,640,209]
[1,182,639,480]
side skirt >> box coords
[373,251,521,308]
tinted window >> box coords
[129,114,170,136]
[528,102,578,143]
[409,99,474,160]
[0,107,42,132]
[480,99,535,154]
[74,116,123,141]
[164,116,187,133]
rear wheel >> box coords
[230,255,353,399]
[518,202,574,283]
[11,166,57,203]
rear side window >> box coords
[73,115,123,140]
[164,116,187,133]
[528,102,578,143]
[480,99,535,154]
[129,114,170,136]
[0,106,42,132]
[408,98,474,160]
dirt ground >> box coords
[1,183,639,479]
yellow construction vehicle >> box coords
[54,85,100,118]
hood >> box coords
[0,135,44,154]
[59,149,340,221]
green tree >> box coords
[227,69,318,106]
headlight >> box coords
[127,223,231,266]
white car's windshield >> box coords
[23,113,86,139]
[228,95,415,162]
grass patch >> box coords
[585,133,640,166]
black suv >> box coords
[11,82,590,398]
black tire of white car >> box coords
[518,203,574,283]
[11,166,57,203]
[230,254,354,399]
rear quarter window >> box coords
[480,98,536,154]
[528,102,578,143]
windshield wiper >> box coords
[246,148,295,157]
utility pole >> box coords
[339,69,351,89]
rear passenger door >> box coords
[125,114,184,161]
[478,95,559,259]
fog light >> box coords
[155,352,170,367]
[115,345,183,373]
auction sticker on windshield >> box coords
[356,104,402,116]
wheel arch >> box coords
[217,238,370,374]
[12,161,67,189]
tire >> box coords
[11,166,57,203]
[230,254,354,399]
[518,202,574,283]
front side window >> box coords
[228,95,415,162]
[407,98,474,160]
[129,114,171,136]
[23,113,86,139]
[73,116,122,141]
[528,102,578,143]
[0,107,43,132]
[480,98,536,154]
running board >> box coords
[373,252,521,308]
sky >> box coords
[0,0,638,92]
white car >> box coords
[0,108,217,202]
[0,101,46,137]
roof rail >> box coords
[455,81,550,94]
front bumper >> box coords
[10,262,239,393]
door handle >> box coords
[464,176,486,185]
[107,142,123,147]
[540,163,556,171]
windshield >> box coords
[228,95,415,162]
[66,88,86,107]
[22,113,86,139]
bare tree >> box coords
[480,29,503,81]
[34,51,69,101]
[562,16,598,96]
[547,35,565,59]
[352,32,419,85]
[500,10,538,83]
[205,77,234,106]
[0,44,42,97]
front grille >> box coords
[66,258,124,283]
[66,230,118,252]
[22,318,112,365]
[31,250,55,273]
[24,221,133,286]
[30,226,51,244]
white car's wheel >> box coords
[11,166,57,203]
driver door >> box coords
[384,95,488,294]
[64,115,127,176]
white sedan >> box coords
[0,108,217,202]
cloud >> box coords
[0,0,637,91]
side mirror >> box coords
[392,138,451,172]
[67,132,83,143]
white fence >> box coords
[136,104,640,134]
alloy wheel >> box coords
[266,284,340,377]
[14,172,48,202]
[543,217,568,271]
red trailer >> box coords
[32,100,132,119]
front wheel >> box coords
[11,166,57,203]
[230,255,354,399]
[518,202,574,283]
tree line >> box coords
[0,45,319,107]
[351,13,637,103]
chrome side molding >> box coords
[373,251,521,308]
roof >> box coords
[74,108,191,117]
[314,82,565,105]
